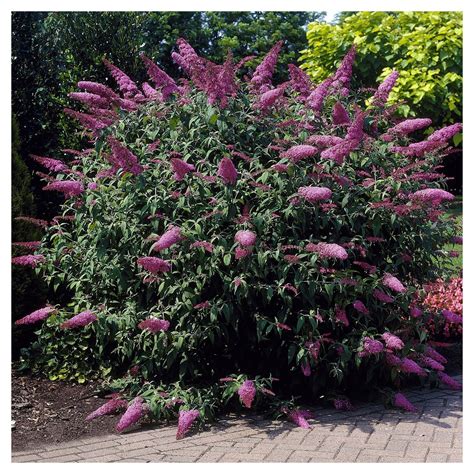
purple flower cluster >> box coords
[359,337,384,357]
[12,241,41,250]
[77,81,119,101]
[381,118,432,140]
[69,91,110,109]
[116,397,147,432]
[30,154,69,173]
[410,188,455,204]
[438,372,462,390]
[382,273,406,293]
[64,107,111,132]
[250,41,283,93]
[306,77,332,113]
[306,135,343,148]
[288,64,312,98]
[11,254,45,268]
[235,230,256,247]
[335,306,349,326]
[190,241,214,253]
[393,393,417,412]
[372,70,399,106]
[217,157,238,185]
[14,216,49,228]
[297,186,332,203]
[310,242,348,260]
[140,53,178,99]
[137,257,171,274]
[390,140,444,158]
[61,310,97,329]
[425,346,448,365]
[256,86,285,110]
[152,226,183,252]
[353,300,369,315]
[238,380,256,408]
[43,180,84,198]
[176,409,200,439]
[288,409,311,429]
[170,158,195,181]
[442,310,462,324]
[107,137,144,176]
[86,396,128,421]
[330,45,356,96]
[399,357,427,377]
[103,59,143,100]
[332,102,350,125]
[418,355,445,371]
[281,144,318,162]
[427,123,462,142]
[382,332,404,350]
[15,306,56,325]
[373,289,394,303]
[138,318,170,334]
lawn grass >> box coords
[442,196,462,275]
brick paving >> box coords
[12,375,462,463]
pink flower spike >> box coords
[116,397,147,432]
[281,144,318,163]
[382,273,406,293]
[438,372,462,390]
[15,306,56,325]
[301,361,311,377]
[393,393,417,412]
[217,157,238,185]
[171,158,195,181]
[61,310,97,329]
[311,242,348,260]
[288,409,311,429]
[297,186,332,203]
[176,409,200,439]
[43,180,84,198]
[138,318,170,334]
[238,380,256,408]
[235,230,256,247]
[11,254,45,268]
[382,332,404,350]
[151,226,183,252]
[353,300,369,315]
[137,257,171,274]
[86,397,128,421]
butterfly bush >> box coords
[18,39,461,435]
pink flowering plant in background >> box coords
[14,39,462,437]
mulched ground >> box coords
[11,368,118,451]
[11,343,462,452]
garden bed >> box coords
[11,367,117,451]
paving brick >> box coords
[12,454,42,463]
[335,447,361,462]
[426,452,448,462]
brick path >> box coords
[12,375,462,463]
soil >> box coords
[11,367,119,451]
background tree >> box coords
[299,11,462,192]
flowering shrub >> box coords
[422,278,462,340]
[15,39,462,437]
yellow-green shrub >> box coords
[300,12,462,126]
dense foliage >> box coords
[12,115,46,332]
[15,39,462,436]
[300,12,463,127]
